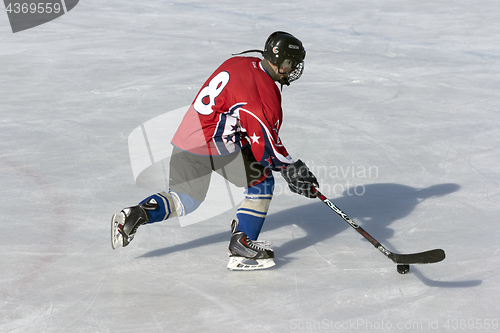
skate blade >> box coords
[227,257,275,271]
[111,213,125,250]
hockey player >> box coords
[111,31,319,270]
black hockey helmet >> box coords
[262,31,306,85]
[232,31,306,87]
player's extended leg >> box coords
[111,191,193,249]
[227,175,276,270]
[111,147,209,249]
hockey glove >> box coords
[281,159,319,198]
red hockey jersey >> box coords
[171,56,294,171]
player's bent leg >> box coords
[227,176,276,270]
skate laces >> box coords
[244,235,271,251]
[253,240,272,249]
[231,220,272,249]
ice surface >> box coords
[1,0,499,332]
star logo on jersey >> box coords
[265,155,275,167]
[249,133,260,144]
[224,134,235,143]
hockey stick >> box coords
[313,188,445,266]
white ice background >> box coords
[1,1,499,332]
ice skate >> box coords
[111,205,150,249]
[227,220,275,271]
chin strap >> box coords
[278,78,290,90]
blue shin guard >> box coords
[139,191,203,224]
[139,192,175,223]
[235,175,274,240]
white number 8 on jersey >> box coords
[193,71,230,115]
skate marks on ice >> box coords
[410,267,481,288]
[139,229,229,259]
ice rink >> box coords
[1,0,499,332]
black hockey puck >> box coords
[397,264,410,274]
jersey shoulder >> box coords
[218,56,280,100]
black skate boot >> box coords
[111,199,157,249]
[227,219,275,271]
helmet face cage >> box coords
[285,61,304,84]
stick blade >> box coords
[390,249,445,265]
